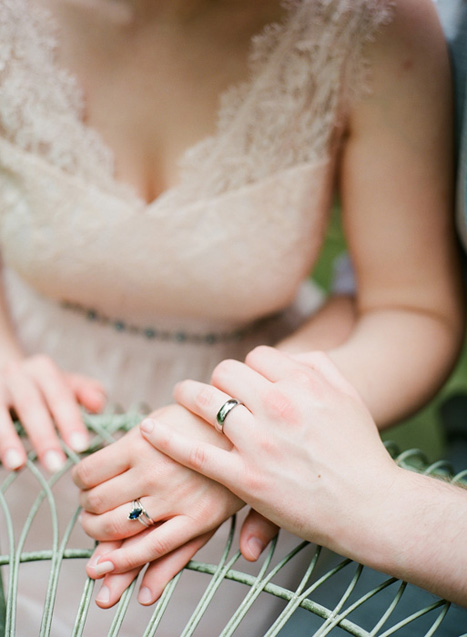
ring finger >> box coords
[79,467,149,515]
[173,381,253,439]
[80,497,165,541]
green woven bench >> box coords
[0,412,461,636]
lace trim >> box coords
[0,0,126,196]
[0,0,394,206]
[342,0,395,104]
[177,0,395,203]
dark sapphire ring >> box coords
[128,499,155,527]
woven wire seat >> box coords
[0,412,462,636]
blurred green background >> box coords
[312,202,467,462]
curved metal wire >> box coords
[0,414,459,635]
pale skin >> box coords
[0,0,463,607]
[149,346,467,608]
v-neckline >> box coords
[35,0,301,211]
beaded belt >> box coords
[61,300,277,345]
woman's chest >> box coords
[37,0,287,203]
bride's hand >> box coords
[0,355,105,472]
[84,533,214,608]
[86,510,279,608]
[72,404,246,578]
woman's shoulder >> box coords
[364,0,448,70]
[346,0,452,155]
[357,0,451,117]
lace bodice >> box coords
[0,0,393,329]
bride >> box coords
[0,0,461,633]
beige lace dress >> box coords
[0,0,392,634]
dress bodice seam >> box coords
[0,137,331,215]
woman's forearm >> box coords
[277,299,463,428]
[328,307,462,427]
[278,294,357,353]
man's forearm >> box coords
[337,467,467,607]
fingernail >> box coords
[94,560,115,576]
[4,449,23,470]
[247,537,266,561]
[69,432,89,453]
[87,553,99,569]
[138,586,153,605]
[44,450,66,473]
[96,585,110,605]
[140,419,155,434]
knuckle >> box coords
[243,469,266,495]
[305,350,328,369]
[100,516,122,540]
[289,368,315,388]
[73,461,94,489]
[210,359,235,385]
[264,387,299,424]
[194,386,215,411]
[30,354,57,375]
[83,490,106,514]
[116,554,137,572]
[245,345,269,366]
[188,445,207,471]
[148,533,173,559]
[52,397,76,417]
[145,472,159,491]
[3,360,22,379]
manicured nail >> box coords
[4,449,24,470]
[138,586,153,605]
[87,553,99,569]
[96,585,110,605]
[44,450,66,473]
[94,561,115,577]
[69,432,89,453]
[247,537,266,561]
[140,419,155,434]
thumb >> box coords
[239,509,279,562]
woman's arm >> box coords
[151,346,467,607]
[0,264,106,470]
[280,0,464,427]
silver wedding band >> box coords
[128,499,155,527]
[215,398,243,434]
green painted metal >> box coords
[0,412,457,635]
